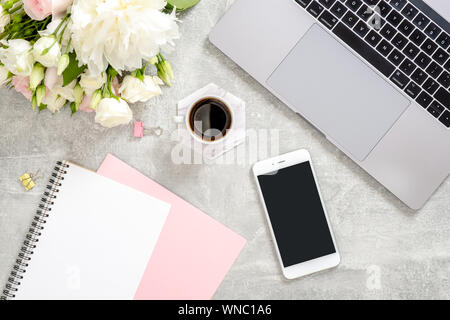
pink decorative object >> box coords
[134,121,145,138]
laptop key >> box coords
[377,1,392,18]
[421,39,438,55]
[386,10,403,27]
[404,81,421,98]
[319,11,339,29]
[398,19,414,37]
[426,61,443,79]
[439,110,450,128]
[380,23,397,41]
[437,71,450,89]
[342,11,358,27]
[428,101,445,118]
[390,0,406,11]
[295,0,312,7]
[445,60,450,73]
[333,22,396,77]
[415,52,431,69]
[354,20,370,37]
[345,0,362,12]
[412,13,430,30]
[307,1,324,17]
[399,58,416,75]
[388,49,405,66]
[411,68,428,85]
[319,0,336,8]
[401,3,418,20]
[363,0,378,5]
[416,91,433,108]
[365,30,382,47]
[434,88,450,109]
[367,14,384,31]
[403,42,420,59]
[377,39,394,56]
[409,29,426,46]
[392,33,407,50]
[436,32,450,50]
[433,48,449,65]
[424,22,441,40]
[423,78,439,95]
[390,69,409,88]
[331,1,348,18]
[357,4,373,21]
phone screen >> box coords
[257,161,336,267]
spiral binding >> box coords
[1,161,70,300]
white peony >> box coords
[0,5,10,34]
[79,71,106,95]
[95,98,133,128]
[70,0,180,75]
[119,75,162,103]
[0,39,34,76]
[0,65,9,86]
[33,36,61,68]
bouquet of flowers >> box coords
[0,0,182,128]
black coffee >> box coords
[189,98,232,142]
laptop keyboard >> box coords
[294,0,450,128]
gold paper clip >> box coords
[19,170,41,191]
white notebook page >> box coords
[14,162,170,300]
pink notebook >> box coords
[97,154,247,300]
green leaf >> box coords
[38,104,47,113]
[166,0,200,11]
[62,52,87,87]
[70,102,78,116]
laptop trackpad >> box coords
[267,24,410,161]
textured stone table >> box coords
[1,0,449,299]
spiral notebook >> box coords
[2,161,170,300]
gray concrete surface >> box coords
[0,0,449,299]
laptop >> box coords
[210,0,450,210]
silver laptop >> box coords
[210,0,450,209]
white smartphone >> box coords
[253,149,340,280]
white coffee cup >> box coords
[175,94,234,145]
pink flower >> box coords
[23,0,73,21]
[12,76,32,101]
[23,0,52,20]
[52,0,73,16]
[79,95,94,113]
[44,67,58,90]
[112,76,120,96]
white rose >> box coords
[0,65,9,87]
[33,36,61,68]
[43,91,67,113]
[52,79,77,102]
[0,39,34,76]
[95,98,133,128]
[0,6,10,34]
[119,75,162,103]
[79,71,106,95]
